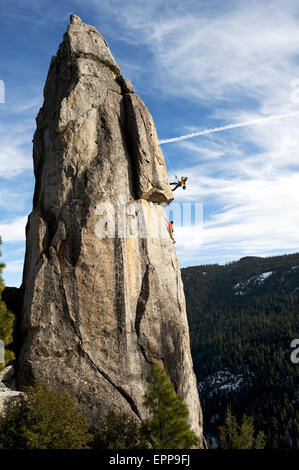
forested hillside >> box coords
[182,253,299,448]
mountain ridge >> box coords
[182,252,299,448]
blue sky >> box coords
[1,0,299,287]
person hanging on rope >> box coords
[170,175,188,191]
[168,220,176,244]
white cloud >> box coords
[2,0,299,266]
[109,0,299,262]
[0,147,32,178]
[0,123,33,178]
[4,259,24,273]
[170,139,299,264]
[0,216,27,243]
[159,111,299,144]
[0,188,32,212]
[91,0,299,107]
[0,87,41,179]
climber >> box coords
[170,176,188,191]
[168,220,176,244]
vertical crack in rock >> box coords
[17,14,204,444]
[113,237,126,338]
[134,264,153,364]
[116,76,139,201]
[135,265,150,337]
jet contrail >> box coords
[159,110,299,144]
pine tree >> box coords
[0,380,92,449]
[92,410,149,449]
[0,237,15,371]
[219,406,266,449]
[238,414,255,449]
[219,405,241,449]
[254,431,267,449]
[141,362,199,449]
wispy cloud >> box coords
[0,187,32,212]
[0,216,27,243]
[171,115,299,264]
[159,111,299,144]
[97,0,299,262]
[2,0,299,268]
[0,145,32,178]
[92,0,299,106]
[0,118,34,178]
[4,259,24,273]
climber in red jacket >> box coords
[168,220,176,243]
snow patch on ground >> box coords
[234,271,274,295]
[280,265,299,282]
[198,370,244,397]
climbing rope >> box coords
[163,148,176,176]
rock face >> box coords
[18,15,203,443]
[0,366,22,419]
